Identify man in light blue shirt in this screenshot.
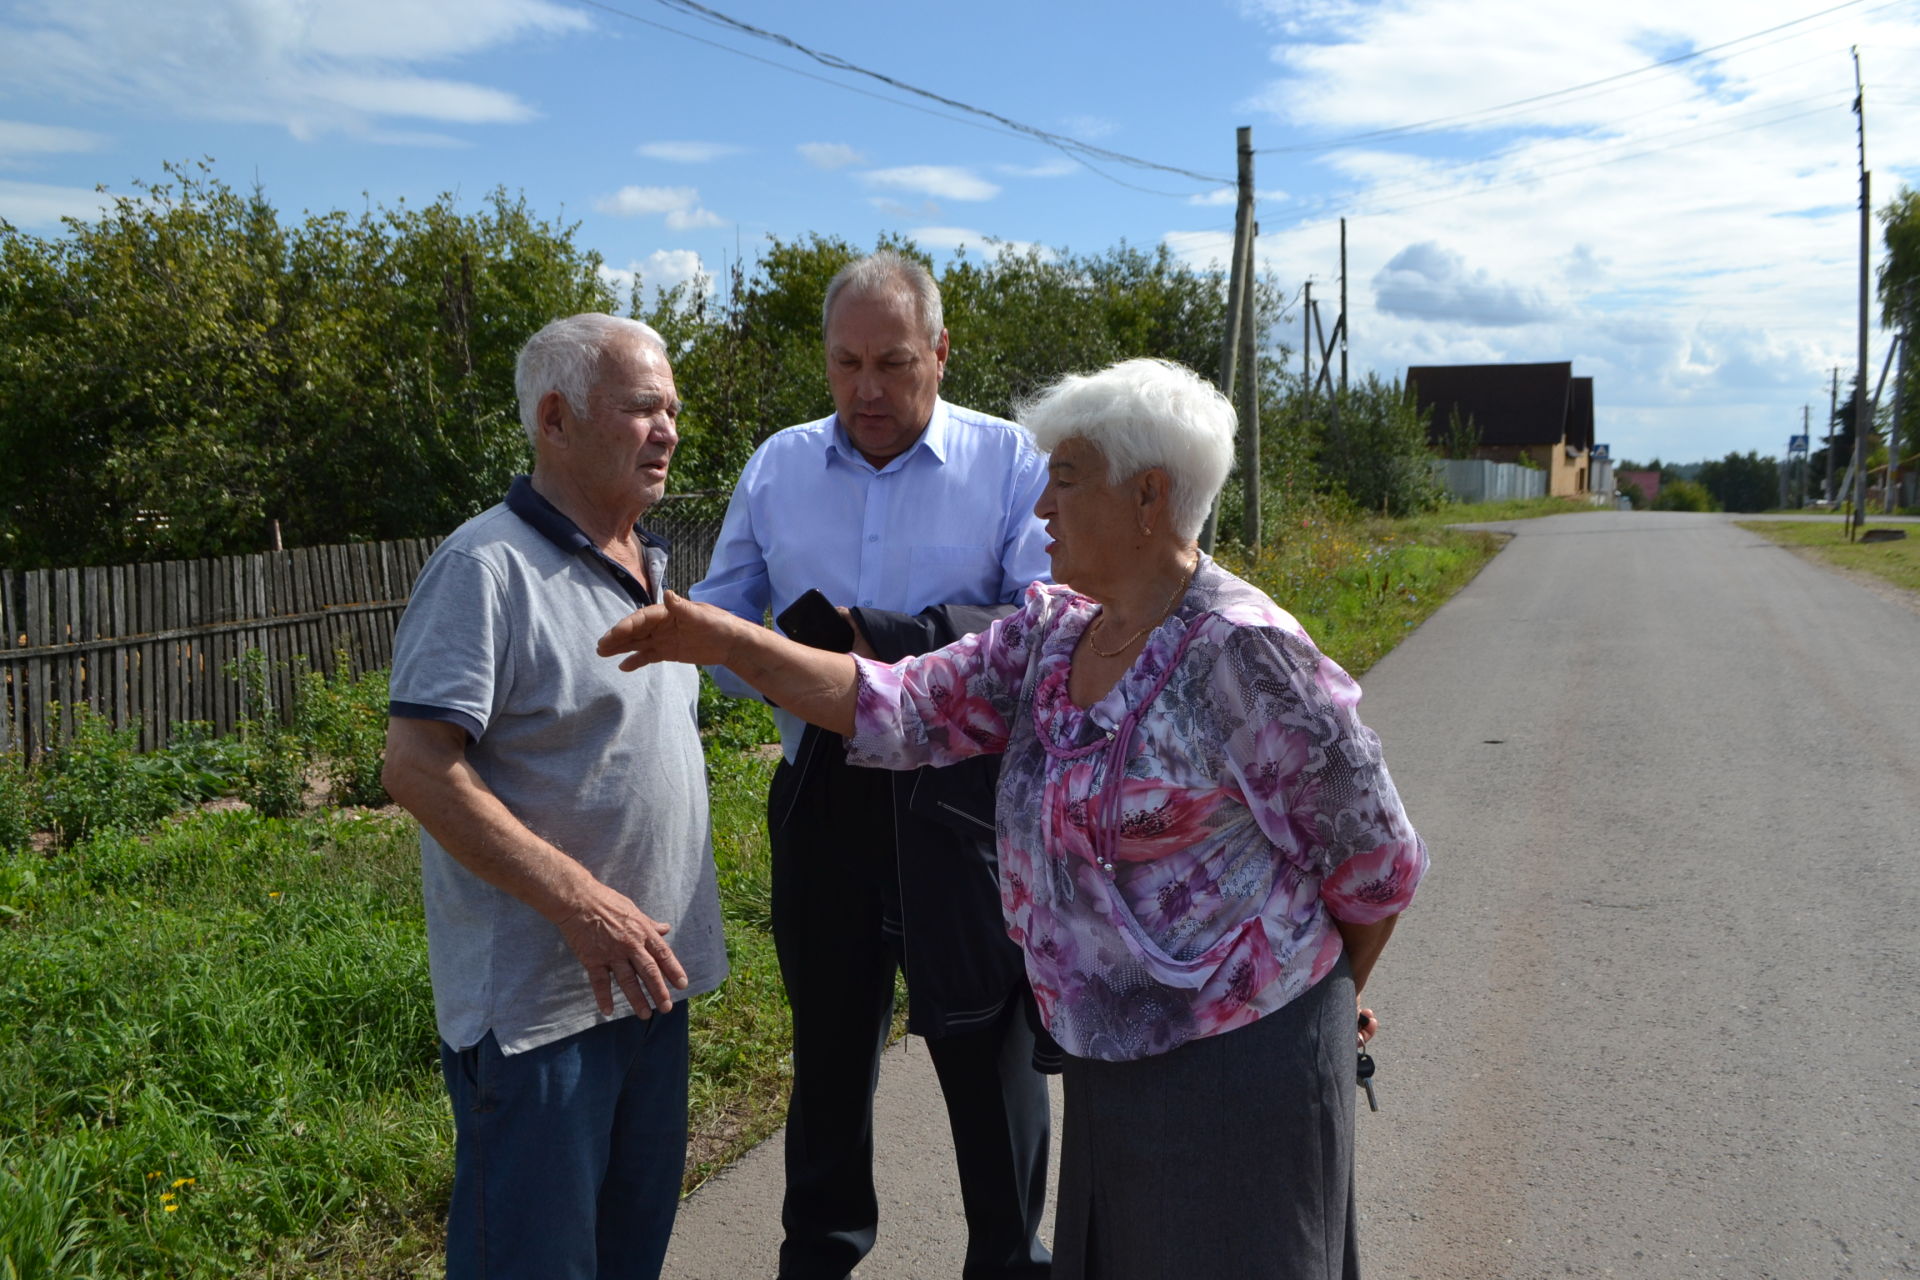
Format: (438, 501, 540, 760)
(694, 251, 1053, 1279)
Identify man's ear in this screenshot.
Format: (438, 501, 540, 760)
(536, 390, 569, 447)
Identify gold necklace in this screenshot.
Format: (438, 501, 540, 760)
(1085, 559, 1197, 658)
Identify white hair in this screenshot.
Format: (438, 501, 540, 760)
(515, 313, 667, 445)
(1019, 358, 1236, 541)
(821, 250, 943, 345)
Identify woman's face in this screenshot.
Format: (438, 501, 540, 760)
(1033, 437, 1143, 596)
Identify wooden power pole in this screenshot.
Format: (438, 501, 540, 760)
(1851, 48, 1870, 538)
(1202, 126, 1257, 553)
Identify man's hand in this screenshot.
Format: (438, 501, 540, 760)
(553, 878, 690, 1017)
(599, 591, 746, 670)
(835, 605, 878, 659)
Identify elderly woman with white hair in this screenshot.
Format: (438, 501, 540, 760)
(600, 357, 1428, 1278)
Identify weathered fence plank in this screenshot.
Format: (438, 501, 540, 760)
(1, 511, 721, 759)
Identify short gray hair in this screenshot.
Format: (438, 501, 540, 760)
(821, 250, 943, 346)
(515, 313, 667, 445)
(1018, 358, 1236, 541)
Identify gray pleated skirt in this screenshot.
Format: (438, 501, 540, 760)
(1052, 959, 1361, 1280)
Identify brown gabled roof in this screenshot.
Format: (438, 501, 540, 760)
(1407, 361, 1577, 448)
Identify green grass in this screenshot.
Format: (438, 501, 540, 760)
(1219, 508, 1507, 678)
(0, 736, 785, 1277)
(1736, 518, 1920, 595)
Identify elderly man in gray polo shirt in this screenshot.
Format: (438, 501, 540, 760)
(382, 313, 726, 1280)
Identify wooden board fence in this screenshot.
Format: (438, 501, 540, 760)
(0, 510, 721, 759)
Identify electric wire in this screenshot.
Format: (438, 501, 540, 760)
(570, 0, 1228, 191)
(1258, 0, 1895, 154)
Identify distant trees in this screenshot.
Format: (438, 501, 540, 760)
(0, 162, 611, 568)
(2, 164, 1454, 570)
(1696, 451, 1780, 512)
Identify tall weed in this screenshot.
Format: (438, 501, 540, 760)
(39, 706, 176, 846)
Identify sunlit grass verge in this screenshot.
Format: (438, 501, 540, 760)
(1219, 505, 1508, 678)
(1737, 518, 1920, 596)
(0, 809, 447, 1279)
(0, 730, 785, 1278)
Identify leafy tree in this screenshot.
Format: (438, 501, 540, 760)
(1696, 450, 1781, 512)
(1652, 479, 1714, 511)
(1298, 374, 1445, 516)
(0, 162, 611, 568)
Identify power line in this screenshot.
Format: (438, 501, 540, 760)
(1259, 0, 1883, 154)
(1351, 101, 1846, 219)
(571, 0, 1228, 190)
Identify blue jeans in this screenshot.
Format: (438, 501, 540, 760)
(439, 1008, 690, 1280)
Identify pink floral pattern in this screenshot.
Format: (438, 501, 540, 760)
(848, 558, 1429, 1062)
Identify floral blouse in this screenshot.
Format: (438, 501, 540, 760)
(847, 557, 1428, 1063)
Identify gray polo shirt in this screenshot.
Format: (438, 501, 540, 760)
(389, 477, 726, 1054)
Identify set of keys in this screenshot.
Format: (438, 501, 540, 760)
(1357, 1013, 1379, 1112)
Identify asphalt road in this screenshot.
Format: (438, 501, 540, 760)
(664, 511, 1920, 1279)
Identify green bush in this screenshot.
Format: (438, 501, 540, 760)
(39, 706, 178, 846)
(0, 754, 40, 855)
(227, 652, 307, 818)
(295, 657, 391, 808)
(1653, 478, 1716, 512)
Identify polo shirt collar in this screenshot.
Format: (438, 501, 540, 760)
(826, 398, 952, 471)
(505, 475, 665, 606)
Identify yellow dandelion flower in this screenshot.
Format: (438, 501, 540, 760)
(164, 1203, 179, 1213)
(160, 1193, 174, 1201)
(147, 1171, 163, 1180)
(268, 891, 282, 899)
(171, 1177, 195, 1188)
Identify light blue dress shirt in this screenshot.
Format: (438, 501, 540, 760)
(693, 398, 1053, 761)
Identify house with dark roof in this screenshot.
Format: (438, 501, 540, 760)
(1408, 361, 1597, 498)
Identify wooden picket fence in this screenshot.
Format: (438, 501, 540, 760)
(0, 507, 721, 759)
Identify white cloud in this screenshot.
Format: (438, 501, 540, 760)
(798, 141, 864, 170)
(859, 166, 999, 202)
(0, 121, 107, 167)
(1372, 241, 1558, 327)
(638, 140, 744, 164)
(1225, 0, 1920, 462)
(911, 227, 1052, 259)
(595, 186, 702, 217)
(0, 179, 114, 228)
(1188, 185, 1289, 206)
(594, 184, 725, 229)
(0, 0, 583, 139)
(596, 249, 711, 311)
(665, 206, 725, 230)
(1062, 114, 1117, 140)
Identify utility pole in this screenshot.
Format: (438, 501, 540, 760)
(1890, 315, 1909, 513)
(1789, 410, 1804, 510)
(1826, 368, 1839, 503)
(1851, 47, 1870, 538)
(1201, 126, 1255, 554)
(1339, 218, 1350, 393)
(1239, 202, 1261, 550)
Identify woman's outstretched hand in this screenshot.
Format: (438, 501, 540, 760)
(598, 591, 744, 671)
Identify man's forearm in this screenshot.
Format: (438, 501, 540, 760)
(383, 738, 599, 923)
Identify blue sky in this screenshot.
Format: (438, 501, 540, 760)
(3, 0, 1918, 465)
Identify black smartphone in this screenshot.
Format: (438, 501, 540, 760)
(775, 588, 856, 653)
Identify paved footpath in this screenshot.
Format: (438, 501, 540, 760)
(665, 512, 1920, 1278)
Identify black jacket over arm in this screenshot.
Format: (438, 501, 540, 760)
(782, 601, 1025, 1038)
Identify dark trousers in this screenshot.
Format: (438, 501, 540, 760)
(770, 756, 1052, 1280)
(439, 1009, 689, 1280)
